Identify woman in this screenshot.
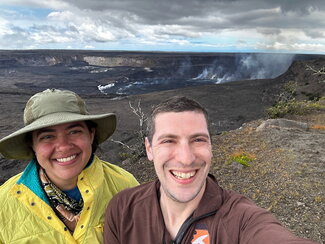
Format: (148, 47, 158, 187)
(0, 88, 138, 243)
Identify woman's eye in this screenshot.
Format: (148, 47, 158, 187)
(40, 135, 53, 140)
(70, 130, 82, 135)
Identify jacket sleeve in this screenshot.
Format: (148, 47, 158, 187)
(239, 204, 319, 244)
(104, 195, 121, 244)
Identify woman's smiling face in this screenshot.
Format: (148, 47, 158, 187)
(32, 121, 95, 190)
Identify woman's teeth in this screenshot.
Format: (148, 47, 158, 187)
(57, 154, 76, 162)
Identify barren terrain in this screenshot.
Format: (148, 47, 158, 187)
(0, 55, 324, 243)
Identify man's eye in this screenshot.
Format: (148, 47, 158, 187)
(194, 138, 207, 142)
(162, 139, 173, 144)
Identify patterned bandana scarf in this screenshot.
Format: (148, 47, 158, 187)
(39, 168, 83, 232)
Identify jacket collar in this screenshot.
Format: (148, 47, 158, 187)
(16, 155, 98, 202)
(192, 174, 225, 217)
(154, 174, 225, 218)
(17, 159, 49, 203)
(77, 155, 104, 189)
(153, 174, 225, 243)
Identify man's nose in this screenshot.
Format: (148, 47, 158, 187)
(175, 142, 196, 165)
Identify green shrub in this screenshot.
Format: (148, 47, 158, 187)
(228, 151, 256, 167)
(267, 98, 325, 118)
(267, 78, 324, 118)
(283, 81, 297, 97)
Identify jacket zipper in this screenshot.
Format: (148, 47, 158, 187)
(171, 210, 217, 244)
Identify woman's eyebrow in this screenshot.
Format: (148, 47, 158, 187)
(65, 123, 85, 130)
(34, 122, 86, 137)
(35, 128, 55, 137)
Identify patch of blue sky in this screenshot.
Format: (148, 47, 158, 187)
(0, 4, 53, 20)
(80, 37, 244, 53)
(179, 36, 247, 52)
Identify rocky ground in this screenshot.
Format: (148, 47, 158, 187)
(212, 111, 325, 243)
(0, 57, 324, 243)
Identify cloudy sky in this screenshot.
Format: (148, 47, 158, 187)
(0, 0, 324, 53)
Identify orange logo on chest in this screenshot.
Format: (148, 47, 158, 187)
(191, 228, 210, 244)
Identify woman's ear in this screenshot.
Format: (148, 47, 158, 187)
(90, 128, 96, 144)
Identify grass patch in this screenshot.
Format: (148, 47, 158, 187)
(228, 151, 256, 167)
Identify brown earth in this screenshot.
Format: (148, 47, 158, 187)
(0, 58, 324, 243)
(212, 111, 325, 243)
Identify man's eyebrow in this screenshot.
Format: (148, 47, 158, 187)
(190, 133, 210, 139)
(157, 134, 178, 140)
(157, 133, 210, 141)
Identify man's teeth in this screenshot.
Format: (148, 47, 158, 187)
(172, 171, 196, 179)
(57, 155, 76, 162)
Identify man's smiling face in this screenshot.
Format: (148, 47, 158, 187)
(145, 111, 212, 203)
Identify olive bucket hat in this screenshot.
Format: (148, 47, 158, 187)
(0, 88, 116, 160)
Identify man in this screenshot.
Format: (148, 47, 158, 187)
(0, 88, 139, 243)
(104, 96, 317, 244)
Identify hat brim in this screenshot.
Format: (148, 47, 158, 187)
(0, 112, 116, 160)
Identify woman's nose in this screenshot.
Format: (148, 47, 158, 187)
(55, 135, 73, 151)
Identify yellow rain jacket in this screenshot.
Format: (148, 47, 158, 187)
(0, 155, 139, 243)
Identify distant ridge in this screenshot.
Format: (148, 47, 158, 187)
(1, 50, 323, 97)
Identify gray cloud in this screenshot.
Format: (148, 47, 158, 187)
(64, 0, 325, 21)
(304, 30, 325, 39)
(0, 0, 324, 52)
(60, 0, 325, 41)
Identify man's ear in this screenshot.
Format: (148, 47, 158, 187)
(145, 137, 153, 161)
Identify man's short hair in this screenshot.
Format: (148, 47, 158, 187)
(146, 96, 210, 143)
